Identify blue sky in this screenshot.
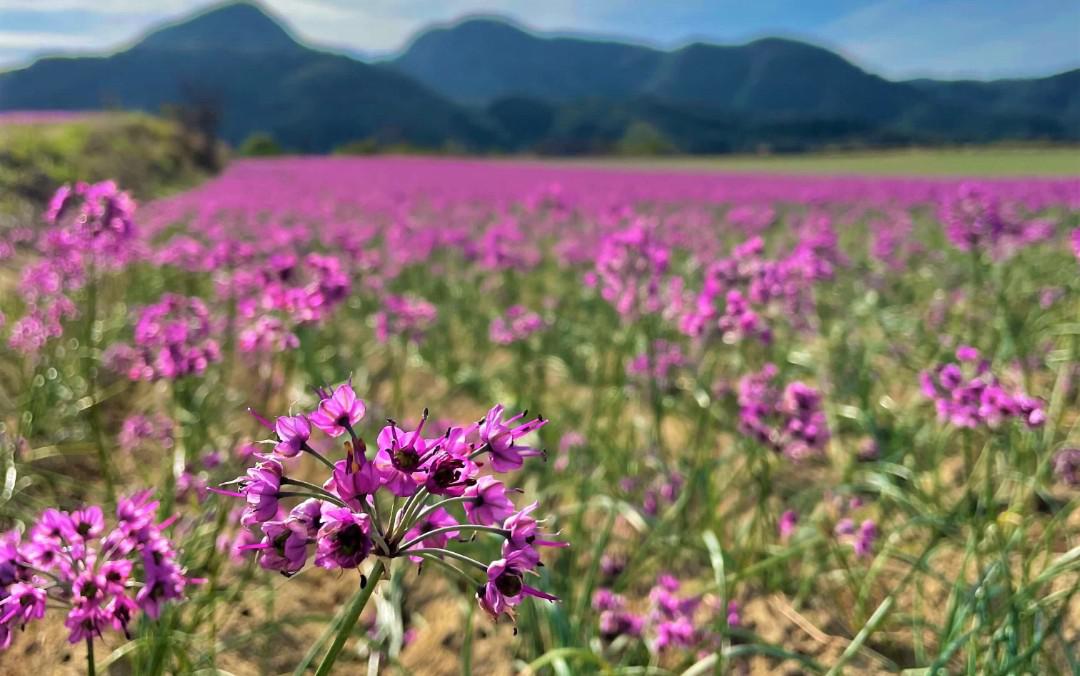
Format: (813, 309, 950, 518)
(1, 0, 1077, 79)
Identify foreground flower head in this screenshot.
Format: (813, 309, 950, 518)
(222, 380, 560, 623)
(0, 493, 192, 650)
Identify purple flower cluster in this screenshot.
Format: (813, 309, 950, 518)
(939, 183, 1056, 258)
(618, 470, 683, 518)
(1052, 448, 1080, 487)
(489, 305, 547, 345)
(44, 180, 137, 265)
(725, 204, 775, 233)
(919, 346, 1044, 429)
(835, 518, 878, 559)
(374, 294, 438, 344)
(788, 212, 848, 282)
(223, 382, 562, 622)
(238, 315, 301, 354)
(6, 281, 77, 353)
(870, 211, 920, 271)
(594, 221, 672, 321)
(642, 471, 684, 517)
(594, 574, 729, 652)
(227, 252, 351, 351)
(104, 294, 221, 381)
(0, 493, 192, 650)
(678, 237, 813, 343)
(737, 364, 830, 459)
(627, 340, 686, 387)
(477, 217, 542, 271)
(593, 588, 644, 641)
(7, 182, 138, 354)
(118, 413, 175, 453)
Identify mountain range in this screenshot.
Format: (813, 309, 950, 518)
(1, 1, 1076, 154)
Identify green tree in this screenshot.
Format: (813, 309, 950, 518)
(615, 121, 677, 156)
(238, 132, 283, 157)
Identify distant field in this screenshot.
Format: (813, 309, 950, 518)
(552, 147, 1080, 177)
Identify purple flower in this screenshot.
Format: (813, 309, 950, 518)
(477, 550, 558, 621)
(0, 583, 46, 627)
(70, 506, 105, 540)
(836, 518, 877, 559)
(938, 183, 1047, 259)
(479, 405, 547, 473)
(315, 508, 372, 569)
(464, 476, 516, 526)
(402, 508, 459, 563)
(423, 451, 476, 496)
(854, 520, 878, 559)
(99, 560, 131, 595)
(956, 345, 980, 362)
(594, 221, 672, 321)
(310, 382, 366, 437)
(237, 459, 283, 527)
(726, 600, 741, 628)
(592, 588, 624, 612)
(373, 418, 429, 497)
(251, 520, 310, 575)
(274, 415, 311, 458)
(64, 605, 109, 644)
(286, 499, 324, 538)
(328, 457, 380, 504)
(778, 509, 798, 541)
(502, 502, 568, 566)
(136, 546, 188, 619)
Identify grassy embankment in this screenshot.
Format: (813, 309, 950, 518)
(0, 112, 213, 214)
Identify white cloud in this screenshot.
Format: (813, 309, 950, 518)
(0, 29, 104, 49)
(0, 0, 195, 11)
(263, 0, 584, 53)
(821, 0, 1080, 78)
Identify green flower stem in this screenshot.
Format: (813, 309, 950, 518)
(313, 559, 385, 676)
(395, 524, 507, 552)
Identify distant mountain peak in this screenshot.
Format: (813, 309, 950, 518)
(136, 1, 301, 53)
(413, 15, 532, 38)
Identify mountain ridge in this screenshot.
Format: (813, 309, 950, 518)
(1, 2, 1076, 153)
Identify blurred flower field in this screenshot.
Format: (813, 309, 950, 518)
(0, 156, 1078, 674)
